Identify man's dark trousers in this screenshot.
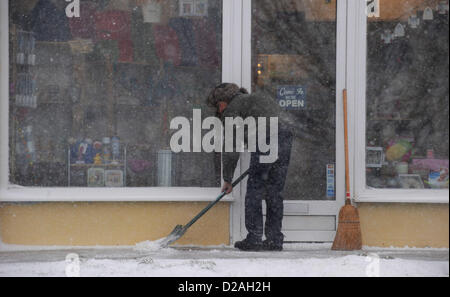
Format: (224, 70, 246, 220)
(244, 128, 293, 245)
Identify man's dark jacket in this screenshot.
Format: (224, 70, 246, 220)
(220, 92, 292, 183)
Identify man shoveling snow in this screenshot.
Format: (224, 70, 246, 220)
(206, 83, 293, 251)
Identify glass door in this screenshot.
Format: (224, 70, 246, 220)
(236, 0, 346, 242)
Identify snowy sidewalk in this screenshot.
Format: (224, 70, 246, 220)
(0, 243, 448, 277)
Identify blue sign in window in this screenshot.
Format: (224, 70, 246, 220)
(277, 86, 307, 110)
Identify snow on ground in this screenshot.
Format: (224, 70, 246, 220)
(0, 253, 447, 277)
(0, 242, 448, 277)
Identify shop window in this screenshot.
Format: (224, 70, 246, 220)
(366, 0, 449, 190)
(8, 0, 222, 188)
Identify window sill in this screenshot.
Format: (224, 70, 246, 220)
(354, 188, 449, 204)
(0, 187, 230, 202)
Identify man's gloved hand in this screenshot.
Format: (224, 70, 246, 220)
(222, 182, 233, 194)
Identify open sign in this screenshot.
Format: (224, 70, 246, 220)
(277, 86, 307, 110)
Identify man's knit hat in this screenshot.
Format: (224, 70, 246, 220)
(206, 83, 248, 107)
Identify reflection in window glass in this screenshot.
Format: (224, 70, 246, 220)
(252, 0, 337, 200)
(366, 0, 449, 189)
(9, 0, 222, 187)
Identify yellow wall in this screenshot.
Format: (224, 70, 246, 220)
(358, 203, 449, 248)
(0, 202, 230, 246)
(1, 201, 448, 248)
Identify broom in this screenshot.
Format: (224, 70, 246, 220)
(331, 89, 362, 251)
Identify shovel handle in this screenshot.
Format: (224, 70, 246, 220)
(183, 170, 250, 230)
(231, 169, 250, 188)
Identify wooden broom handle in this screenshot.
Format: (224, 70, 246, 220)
(343, 89, 351, 202)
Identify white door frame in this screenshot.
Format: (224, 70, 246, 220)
(229, 0, 348, 243)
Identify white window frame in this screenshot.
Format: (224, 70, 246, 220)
(348, 0, 449, 204)
(0, 0, 241, 202)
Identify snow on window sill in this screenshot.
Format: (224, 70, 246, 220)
(0, 187, 230, 202)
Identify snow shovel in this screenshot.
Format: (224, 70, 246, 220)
(160, 169, 250, 248)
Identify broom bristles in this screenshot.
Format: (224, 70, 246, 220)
(331, 203, 362, 251)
